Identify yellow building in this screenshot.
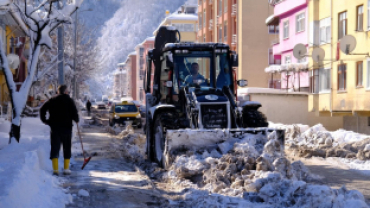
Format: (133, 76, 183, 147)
(153, 4, 198, 42)
(1, 13, 27, 106)
(308, 0, 370, 133)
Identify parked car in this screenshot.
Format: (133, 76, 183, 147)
(96, 101, 106, 109)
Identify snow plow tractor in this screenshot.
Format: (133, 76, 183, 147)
(144, 26, 284, 169)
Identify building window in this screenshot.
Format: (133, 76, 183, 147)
(283, 21, 289, 39)
(338, 11, 347, 39)
(357, 5, 364, 31)
(203, 35, 206, 42)
(319, 68, 331, 92)
(218, 27, 222, 43)
(367, 59, 370, 88)
(268, 25, 279, 34)
(368, 117, 370, 126)
(311, 69, 319, 94)
(219, 0, 222, 15)
(357, 61, 363, 87)
(224, 0, 228, 13)
(203, 9, 206, 28)
(296, 13, 305, 33)
(320, 17, 331, 45)
(173, 24, 195, 32)
(224, 21, 227, 40)
(139, 48, 144, 57)
(285, 55, 291, 64)
(199, 15, 202, 29)
(338, 64, 347, 91)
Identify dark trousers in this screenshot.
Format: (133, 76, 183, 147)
(50, 128, 72, 159)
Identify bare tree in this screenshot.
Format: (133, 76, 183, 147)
(0, 0, 84, 143)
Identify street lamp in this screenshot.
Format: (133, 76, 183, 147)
(73, 8, 93, 100)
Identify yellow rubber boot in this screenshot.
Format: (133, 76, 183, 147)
(52, 158, 58, 175)
(63, 159, 71, 175)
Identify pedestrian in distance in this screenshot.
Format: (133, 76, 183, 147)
(86, 100, 92, 116)
(40, 85, 79, 176)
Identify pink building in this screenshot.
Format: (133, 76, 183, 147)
(265, 0, 309, 92)
(134, 37, 155, 105)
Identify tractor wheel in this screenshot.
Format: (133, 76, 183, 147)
(153, 114, 169, 169)
(109, 119, 114, 127)
(242, 108, 268, 128)
(146, 118, 153, 161)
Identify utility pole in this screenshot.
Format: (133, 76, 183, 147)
(57, 2, 64, 85)
(73, 9, 78, 99)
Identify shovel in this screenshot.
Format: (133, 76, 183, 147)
(76, 123, 92, 170)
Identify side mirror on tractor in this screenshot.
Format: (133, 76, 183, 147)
(237, 80, 248, 87)
(231, 52, 238, 67)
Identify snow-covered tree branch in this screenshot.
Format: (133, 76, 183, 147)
(0, 0, 84, 143)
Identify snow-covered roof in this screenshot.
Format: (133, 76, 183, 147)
(145, 36, 155, 41)
(114, 69, 127, 75)
(166, 13, 198, 21)
(117, 62, 126, 66)
(238, 87, 308, 95)
(128, 51, 137, 56)
(265, 62, 309, 73)
(265, 15, 276, 25)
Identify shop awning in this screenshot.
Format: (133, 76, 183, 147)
(265, 15, 279, 25)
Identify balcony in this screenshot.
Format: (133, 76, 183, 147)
(209, 0, 213, 5)
(231, 4, 237, 17)
(209, 19, 213, 31)
(232, 34, 237, 45)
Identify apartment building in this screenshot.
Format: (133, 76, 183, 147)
(113, 63, 128, 99)
(265, 0, 309, 92)
(135, 37, 155, 105)
(197, 0, 273, 87)
(125, 52, 137, 100)
(308, 0, 370, 134)
(154, 4, 198, 42)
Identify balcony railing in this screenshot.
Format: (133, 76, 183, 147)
(268, 80, 281, 89)
(209, 19, 213, 31)
(232, 34, 237, 45)
(231, 4, 237, 17)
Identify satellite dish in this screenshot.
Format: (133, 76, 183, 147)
(312, 48, 326, 63)
(7, 54, 20, 70)
(293, 44, 307, 60)
(340, 35, 357, 55)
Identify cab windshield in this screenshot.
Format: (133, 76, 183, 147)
(172, 51, 232, 93)
(115, 105, 138, 113)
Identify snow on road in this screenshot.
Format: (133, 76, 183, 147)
(0, 118, 72, 208)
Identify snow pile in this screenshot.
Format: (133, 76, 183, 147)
(0, 118, 73, 208)
(78, 189, 89, 197)
(107, 125, 146, 162)
(270, 122, 370, 160)
(163, 130, 368, 207)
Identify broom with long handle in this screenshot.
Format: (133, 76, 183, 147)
(76, 123, 92, 169)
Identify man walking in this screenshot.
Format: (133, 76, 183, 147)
(86, 100, 92, 116)
(40, 85, 79, 176)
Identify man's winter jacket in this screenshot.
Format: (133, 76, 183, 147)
(40, 94, 79, 129)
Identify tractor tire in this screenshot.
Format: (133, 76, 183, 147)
(242, 108, 268, 128)
(109, 119, 114, 127)
(153, 114, 170, 169)
(146, 118, 153, 161)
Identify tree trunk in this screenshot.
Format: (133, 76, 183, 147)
(9, 124, 21, 143)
